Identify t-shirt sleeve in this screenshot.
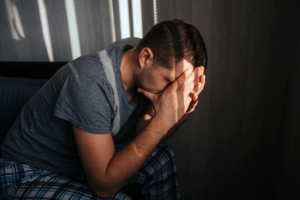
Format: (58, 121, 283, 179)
(53, 71, 114, 134)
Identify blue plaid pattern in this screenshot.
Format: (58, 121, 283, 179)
(0, 143, 180, 200)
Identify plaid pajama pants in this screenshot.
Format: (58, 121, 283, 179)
(0, 143, 180, 200)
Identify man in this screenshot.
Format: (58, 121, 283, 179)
(0, 19, 207, 199)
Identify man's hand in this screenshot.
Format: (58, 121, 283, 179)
(185, 66, 206, 114)
(137, 67, 202, 133)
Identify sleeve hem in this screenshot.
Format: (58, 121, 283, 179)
(53, 109, 111, 134)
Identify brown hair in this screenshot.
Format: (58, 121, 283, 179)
(136, 19, 208, 70)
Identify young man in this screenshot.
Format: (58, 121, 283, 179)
(0, 19, 207, 199)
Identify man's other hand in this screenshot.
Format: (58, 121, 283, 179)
(137, 67, 202, 133)
(185, 66, 206, 114)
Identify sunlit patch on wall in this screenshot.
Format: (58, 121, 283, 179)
(118, 0, 130, 39)
(64, 0, 81, 60)
(5, 0, 25, 40)
(131, 0, 143, 38)
(37, 0, 54, 61)
(153, 0, 157, 24)
(108, 0, 116, 43)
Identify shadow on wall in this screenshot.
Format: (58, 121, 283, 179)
(0, 0, 156, 62)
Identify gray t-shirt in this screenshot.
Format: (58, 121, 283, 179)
(1, 44, 150, 176)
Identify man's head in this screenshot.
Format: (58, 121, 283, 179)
(133, 19, 208, 94)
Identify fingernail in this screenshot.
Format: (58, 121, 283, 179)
(196, 68, 200, 73)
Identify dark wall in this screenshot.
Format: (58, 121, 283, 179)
(156, 0, 300, 199)
(0, 0, 299, 199)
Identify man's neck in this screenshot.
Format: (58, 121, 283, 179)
(120, 47, 138, 101)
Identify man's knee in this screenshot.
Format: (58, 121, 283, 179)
(158, 144, 175, 156)
(154, 144, 176, 168)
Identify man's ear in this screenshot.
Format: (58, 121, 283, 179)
(139, 47, 154, 69)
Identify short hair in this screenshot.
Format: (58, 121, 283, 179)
(136, 19, 208, 70)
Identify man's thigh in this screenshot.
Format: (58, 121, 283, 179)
(115, 143, 180, 199)
(0, 157, 132, 200)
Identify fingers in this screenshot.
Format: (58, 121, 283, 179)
(189, 92, 199, 106)
(178, 69, 198, 93)
(184, 79, 196, 101)
(167, 66, 205, 115)
(137, 88, 155, 101)
(193, 66, 206, 95)
(197, 74, 206, 94)
(174, 69, 197, 116)
(194, 67, 203, 92)
(184, 90, 194, 113)
(177, 67, 200, 100)
(193, 92, 198, 101)
(167, 68, 193, 93)
(189, 74, 205, 101)
(189, 66, 204, 93)
(188, 73, 205, 99)
(186, 67, 205, 106)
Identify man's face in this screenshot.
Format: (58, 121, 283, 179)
(136, 59, 195, 94)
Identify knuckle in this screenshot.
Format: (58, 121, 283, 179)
(184, 72, 189, 79)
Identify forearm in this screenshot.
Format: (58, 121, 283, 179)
(135, 112, 192, 144)
(96, 116, 167, 197)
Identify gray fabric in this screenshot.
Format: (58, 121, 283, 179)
(98, 49, 122, 136)
(1, 44, 149, 176)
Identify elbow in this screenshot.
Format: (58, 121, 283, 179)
(95, 190, 115, 199)
(91, 184, 119, 199)
(94, 189, 117, 199)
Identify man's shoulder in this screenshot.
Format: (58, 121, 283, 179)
(65, 44, 131, 76)
(68, 54, 104, 76)
(49, 58, 113, 103)
(53, 44, 132, 96)
(59, 54, 108, 82)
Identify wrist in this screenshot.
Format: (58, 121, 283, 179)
(185, 110, 194, 115)
(151, 115, 174, 135)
